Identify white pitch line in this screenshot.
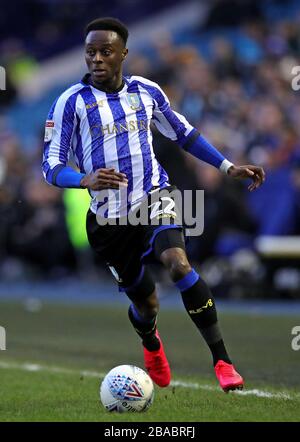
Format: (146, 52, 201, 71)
(0, 361, 102, 378)
(0, 360, 294, 401)
(170, 380, 292, 400)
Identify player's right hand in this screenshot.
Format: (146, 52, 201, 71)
(80, 168, 128, 190)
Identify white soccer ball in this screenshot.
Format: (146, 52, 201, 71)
(100, 365, 154, 413)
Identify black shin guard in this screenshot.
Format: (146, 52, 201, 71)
(178, 273, 231, 365)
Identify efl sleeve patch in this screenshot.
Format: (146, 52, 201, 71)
(44, 120, 55, 142)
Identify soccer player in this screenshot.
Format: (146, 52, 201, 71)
(42, 17, 265, 392)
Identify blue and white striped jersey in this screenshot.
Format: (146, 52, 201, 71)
(42, 75, 195, 217)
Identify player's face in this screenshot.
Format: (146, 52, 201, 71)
(85, 30, 128, 87)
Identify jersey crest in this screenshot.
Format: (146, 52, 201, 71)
(126, 93, 142, 111)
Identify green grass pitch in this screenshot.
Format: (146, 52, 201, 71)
(0, 300, 299, 422)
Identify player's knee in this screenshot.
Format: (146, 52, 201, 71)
(160, 250, 192, 282)
(169, 260, 192, 282)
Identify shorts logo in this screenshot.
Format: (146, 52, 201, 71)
(95, 187, 205, 237)
(149, 197, 176, 220)
(126, 93, 142, 111)
(108, 265, 123, 283)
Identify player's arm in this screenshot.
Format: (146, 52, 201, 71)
(182, 131, 265, 191)
(226, 163, 265, 191)
(42, 95, 127, 190)
(150, 82, 265, 191)
(42, 93, 84, 188)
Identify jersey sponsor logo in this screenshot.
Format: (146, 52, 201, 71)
(89, 119, 150, 136)
(85, 99, 105, 109)
(126, 93, 142, 111)
(44, 120, 54, 142)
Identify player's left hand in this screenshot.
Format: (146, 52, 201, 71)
(227, 165, 265, 191)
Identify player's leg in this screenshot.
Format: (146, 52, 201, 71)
(86, 210, 170, 386)
(154, 229, 244, 391)
(125, 271, 159, 351)
(125, 271, 171, 387)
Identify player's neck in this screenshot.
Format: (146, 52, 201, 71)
(89, 73, 124, 93)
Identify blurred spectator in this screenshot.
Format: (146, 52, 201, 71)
(1, 39, 39, 88)
(204, 0, 263, 28)
(0, 135, 76, 279)
(10, 177, 76, 278)
(186, 164, 256, 263)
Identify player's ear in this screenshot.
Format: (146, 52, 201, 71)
(122, 48, 128, 60)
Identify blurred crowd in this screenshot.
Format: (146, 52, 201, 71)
(0, 0, 181, 60)
(1, 0, 300, 297)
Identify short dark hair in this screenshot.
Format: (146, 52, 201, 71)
(85, 17, 129, 45)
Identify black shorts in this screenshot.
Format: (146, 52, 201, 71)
(86, 186, 186, 296)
